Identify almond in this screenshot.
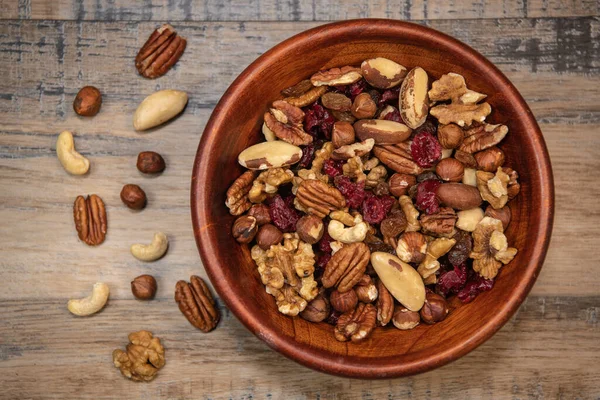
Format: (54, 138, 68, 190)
(436, 183, 483, 210)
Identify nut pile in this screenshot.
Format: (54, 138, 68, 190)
(57, 24, 220, 382)
(227, 58, 520, 342)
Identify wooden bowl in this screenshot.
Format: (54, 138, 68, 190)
(191, 19, 554, 378)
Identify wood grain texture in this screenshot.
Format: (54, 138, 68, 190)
(0, 7, 599, 399)
(1, 0, 598, 21)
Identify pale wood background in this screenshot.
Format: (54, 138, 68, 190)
(0, 1, 599, 399)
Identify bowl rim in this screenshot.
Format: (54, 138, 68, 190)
(191, 18, 555, 378)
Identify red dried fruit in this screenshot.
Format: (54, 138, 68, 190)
(378, 86, 400, 107)
(336, 79, 367, 101)
(415, 179, 441, 215)
(448, 230, 473, 266)
(326, 309, 342, 325)
(323, 158, 344, 178)
(361, 192, 395, 224)
(268, 194, 302, 233)
(436, 263, 468, 296)
(334, 175, 367, 209)
(458, 275, 494, 303)
(297, 140, 324, 169)
(317, 226, 334, 253)
(383, 107, 402, 123)
(411, 131, 442, 168)
(304, 102, 335, 140)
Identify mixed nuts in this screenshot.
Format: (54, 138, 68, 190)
(56, 23, 219, 382)
(227, 58, 521, 342)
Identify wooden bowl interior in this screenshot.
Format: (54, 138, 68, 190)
(192, 21, 553, 378)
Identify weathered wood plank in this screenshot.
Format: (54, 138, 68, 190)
(0, 296, 598, 399)
(1, 0, 598, 21)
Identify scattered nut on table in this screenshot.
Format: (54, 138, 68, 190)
(136, 24, 186, 79)
(113, 330, 165, 381)
(120, 184, 147, 210)
(73, 86, 102, 116)
(137, 151, 166, 174)
(133, 89, 188, 131)
(130, 232, 169, 261)
(131, 275, 157, 300)
(174, 275, 220, 332)
(73, 194, 107, 246)
(56, 131, 90, 175)
(67, 282, 109, 316)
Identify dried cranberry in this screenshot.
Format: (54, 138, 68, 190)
(326, 309, 342, 325)
(457, 275, 494, 303)
(346, 79, 367, 100)
(378, 86, 400, 107)
(334, 175, 366, 209)
(323, 159, 344, 178)
(436, 263, 468, 296)
(361, 192, 395, 224)
(412, 119, 437, 136)
(415, 179, 441, 215)
(448, 230, 473, 266)
(382, 107, 402, 123)
(317, 227, 334, 253)
(411, 131, 442, 168)
(297, 140, 323, 169)
(314, 253, 331, 284)
(304, 102, 335, 140)
(268, 194, 301, 233)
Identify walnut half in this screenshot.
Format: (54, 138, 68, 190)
(470, 217, 517, 279)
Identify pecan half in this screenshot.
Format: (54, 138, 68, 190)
(175, 276, 220, 332)
(136, 24, 187, 79)
(376, 279, 394, 326)
(420, 207, 457, 237)
(373, 143, 423, 175)
(296, 179, 346, 218)
(284, 86, 327, 108)
(264, 101, 313, 146)
(225, 171, 255, 215)
(322, 242, 370, 292)
(73, 194, 107, 246)
(458, 124, 508, 154)
(334, 303, 377, 342)
(311, 66, 362, 86)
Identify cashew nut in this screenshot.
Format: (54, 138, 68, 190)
(56, 131, 90, 175)
(131, 232, 169, 261)
(67, 282, 109, 316)
(328, 219, 368, 244)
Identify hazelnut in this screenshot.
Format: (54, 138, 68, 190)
(420, 292, 449, 324)
(396, 232, 427, 264)
(131, 275, 157, 300)
(354, 275, 378, 303)
(331, 121, 356, 148)
(247, 204, 271, 226)
(435, 158, 464, 182)
(232, 215, 258, 244)
(474, 146, 505, 172)
(120, 184, 147, 210)
(73, 86, 102, 116)
(485, 205, 511, 230)
(454, 150, 477, 168)
(299, 292, 330, 322)
(255, 224, 283, 250)
(392, 306, 420, 330)
(351, 92, 377, 119)
(330, 289, 358, 313)
(137, 151, 166, 174)
(296, 215, 324, 244)
(437, 123, 463, 149)
(388, 173, 416, 197)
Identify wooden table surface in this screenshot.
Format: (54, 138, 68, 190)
(1, 1, 599, 399)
